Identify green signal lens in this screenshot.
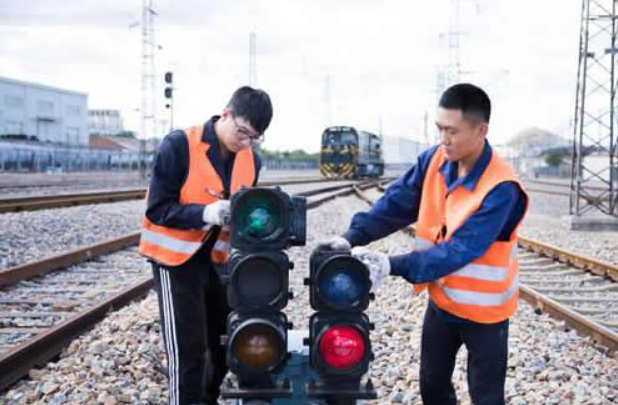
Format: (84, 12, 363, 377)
(246, 206, 277, 237)
(237, 192, 283, 240)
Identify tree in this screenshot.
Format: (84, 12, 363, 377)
(545, 150, 568, 167)
(116, 131, 137, 138)
(255, 146, 319, 163)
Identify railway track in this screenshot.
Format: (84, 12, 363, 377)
(0, 179, 388, 392)
(354, 186, 618, 355)
(523, 178, 614, 202)
(0, 177, 342, 213)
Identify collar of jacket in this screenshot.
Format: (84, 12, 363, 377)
(202, 115, 221, 145)
(438, 139, 492, 194)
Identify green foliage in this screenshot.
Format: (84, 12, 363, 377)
(256, 146, 319, 162)
(545, 150, 568, 167)
(116, 131, 137, 138)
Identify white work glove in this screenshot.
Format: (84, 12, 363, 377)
(352, 247, 390, 291)
(202, 200, 231, 227)
(317, 236, 351, 251)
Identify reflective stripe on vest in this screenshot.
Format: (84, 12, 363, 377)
(141, 228, 204, 254)
(414, 236, 518, 285)
(414, 146, 529, 323)
(139, 124, 255, 267)
(438, 275, 520, 307)
(210, 226, 232, 264)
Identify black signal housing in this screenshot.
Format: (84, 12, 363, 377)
(230, 187, 306, 251)
(227, 251, 292, 313)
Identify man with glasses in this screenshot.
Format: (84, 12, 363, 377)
(139, 86, 273, 405)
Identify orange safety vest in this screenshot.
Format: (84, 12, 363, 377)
(139, 125, 256, 267)
(413, 146, 528, 324)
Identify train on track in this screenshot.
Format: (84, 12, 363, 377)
(319, 126, 384, 179)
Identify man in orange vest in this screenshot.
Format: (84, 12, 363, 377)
(320, 83, 528, 405)
(139, 86, 273, 405)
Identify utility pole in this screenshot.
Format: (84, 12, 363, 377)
(570, 0, 618, 224)
(436, 0, 463, 94)
(140, 0, 158, 180)
(249, 32, 257, 87)
(423, 111, 430, 147)
(323, 75, 332, 128)
(435, 0, 464, 144)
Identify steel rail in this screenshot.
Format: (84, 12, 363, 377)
(0, 177, 350, 213)
(353, 186, 618, 354)
(0, 179, 385, 392)
(0, 234, 141, 288)
(524, 178, 606, 191)
(518, 236, 618, 282)
(0, 278, 153, 391)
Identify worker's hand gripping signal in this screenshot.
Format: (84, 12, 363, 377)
(351, 247, 390, 292)
(317, 235, 352, 252)
(202, 200, 231, 227)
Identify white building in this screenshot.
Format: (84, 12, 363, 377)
(382, 136, 426, 165)
(88, 109, 124, 136)
(0, 76, 88, 146)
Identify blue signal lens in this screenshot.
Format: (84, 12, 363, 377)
(318, 267, 362, 308)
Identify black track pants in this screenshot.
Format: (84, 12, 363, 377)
(152, 262, 231, 405)
(420, 303, 509, 405)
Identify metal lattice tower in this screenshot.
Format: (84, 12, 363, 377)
(140, 0, 157, 179)
(570, 0, 618, 217)
(437, 0, 463, 92)
(323, 75, 332, 128)
(249, 32, 257, 87)
(435, 0, 465, 143)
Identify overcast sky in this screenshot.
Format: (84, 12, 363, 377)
(0, 0, 580, 152)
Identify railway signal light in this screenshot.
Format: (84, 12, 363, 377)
(230, 187, 306, 250)
(309, 252, 372, 312)
(221, 187, 306, 403)
(305, 250, 377, 402)
(164, 71, 173, 100)
(224, 312, 289, 388)
(227, 251, 292, 313)
(164, 71, 173, 111)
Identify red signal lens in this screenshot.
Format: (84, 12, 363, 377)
(319, 325, 365, 370)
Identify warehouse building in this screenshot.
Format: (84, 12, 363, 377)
(0, 76, 88, 146)
(88, 109, 124, 136)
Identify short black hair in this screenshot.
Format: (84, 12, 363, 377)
(227, 86, 273, 134)
(439, 83, 491, 123)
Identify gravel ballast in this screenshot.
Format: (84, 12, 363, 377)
(2, 195, 617, 404)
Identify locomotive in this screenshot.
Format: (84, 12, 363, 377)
(319, 126, 384, 179)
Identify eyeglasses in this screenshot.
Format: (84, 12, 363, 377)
(232, 114, 263, 145)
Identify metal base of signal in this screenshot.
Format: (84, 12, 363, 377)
(221, 378, 294, 401)
(222, 330, 375, 405)
(306, 378, 377, 403)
